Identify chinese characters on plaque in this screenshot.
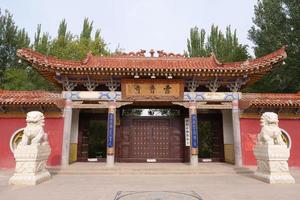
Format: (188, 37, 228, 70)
(191, 114, 198, 149)
(184, 118, 190, 146)
(121, 79, 184, 101)
(107, 113, 114, 148)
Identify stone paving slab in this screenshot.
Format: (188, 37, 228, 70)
(0, 165, 300, 200)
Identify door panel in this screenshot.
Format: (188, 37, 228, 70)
(118, 117, 184, 162)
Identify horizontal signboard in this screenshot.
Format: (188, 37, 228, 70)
(121, 79, 184, 101)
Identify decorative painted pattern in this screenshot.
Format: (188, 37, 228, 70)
(63, 91, 121, 101)
(63, 91, 241, 102)
(184, 92, 241, 101)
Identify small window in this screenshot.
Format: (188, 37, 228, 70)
(281, 129, 291, 150)
(10, 128, 24, 153)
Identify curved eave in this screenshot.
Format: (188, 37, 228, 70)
(17, 47, 287, 85)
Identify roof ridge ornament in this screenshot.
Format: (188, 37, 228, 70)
(120, 49, 146, 57)
(157, 50, 184, 58)
(210, 52, 222, 65)
(82, 51, 93, 64)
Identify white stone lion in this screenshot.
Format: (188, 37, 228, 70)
(19, 111, 49, 146)
(257, 112, 285, 145)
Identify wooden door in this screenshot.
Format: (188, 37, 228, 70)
(77, 119, 89, 161)
(77, 113, 107, 162)
(117, 117, 184, 162)
(198, 113, 224, 161)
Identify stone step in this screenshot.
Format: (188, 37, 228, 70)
(48, 163, 254, 175)
(49, 170, 220, 175)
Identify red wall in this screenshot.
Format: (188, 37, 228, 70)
(0, 117, 64, 169)
(241, 118, 300, 167)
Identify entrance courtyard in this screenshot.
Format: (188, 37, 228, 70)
(1, 163, 300, 200)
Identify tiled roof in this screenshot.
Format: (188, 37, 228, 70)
(0, 90, 63, 108)
(17, 47, 286, 74)
(241, 93, 300, 108)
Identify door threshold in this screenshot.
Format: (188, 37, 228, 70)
(146, 159, 157, 163)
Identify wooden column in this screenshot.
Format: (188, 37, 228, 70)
(106, 103, 116, 167)
(105, 101, 132, 167)
(172, 101, 199, 166)
(189, 102, 198, 166)
(61, 98, 73, 166)
(232, 99, 242, 167)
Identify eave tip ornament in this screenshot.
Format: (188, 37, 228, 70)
(253, 112, 295, 184)
(9, 111, 51, 185)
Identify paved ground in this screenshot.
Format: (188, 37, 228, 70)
(1, 163, 300, 200)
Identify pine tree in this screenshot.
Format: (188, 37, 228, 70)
(0, 9, 30, 85)
(248, 0, 300, 92)
(187, 27, 207, 57)
(187, 25, 249, 62)
(2, 12, 109, 90)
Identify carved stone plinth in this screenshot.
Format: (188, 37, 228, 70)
(254, 144, 295, 184)
(9, 145, 51, 185)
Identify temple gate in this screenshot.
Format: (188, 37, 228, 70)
(16, 47, 287, 167)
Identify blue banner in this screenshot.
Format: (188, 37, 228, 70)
(191, 114, 198, 148)
(107, 113, 114, 148)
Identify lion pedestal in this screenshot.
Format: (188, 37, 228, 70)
(9, 111, 51, 185)
(254, 144, 295, 184)
(253, 112, 295, 184)
(9, 144, 51, 185)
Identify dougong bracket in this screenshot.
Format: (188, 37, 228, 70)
(205, 78, 220, 92)
(186, 78, 199, 92)
(63, 78, 77, 91)
(227, 78, 246, 92)
(84, 76, 99, 91)
(106, 78, 120, 91)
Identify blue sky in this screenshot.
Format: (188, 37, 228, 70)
(2, 0, 257, 55)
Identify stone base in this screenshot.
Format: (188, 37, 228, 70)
(190, 155, 198, 166)
(106, 155, 115, 167)
(254, 144, 295, 184)
(255, 171, 295, 184)
(9, 170, 51, 185)
(9, 144, 51, 185)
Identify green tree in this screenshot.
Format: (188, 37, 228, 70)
(29, 18, 109, 90)
(33, 24, 50, 54)
(187, 27, 207, 57)
(0, 9, 30, 86)
(3, 16, 110, 90)
(3, 68, 35, 90)
(187, 25, 249, 62)
(43, 18, 109, 60)
(248, 0, 300, 92)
